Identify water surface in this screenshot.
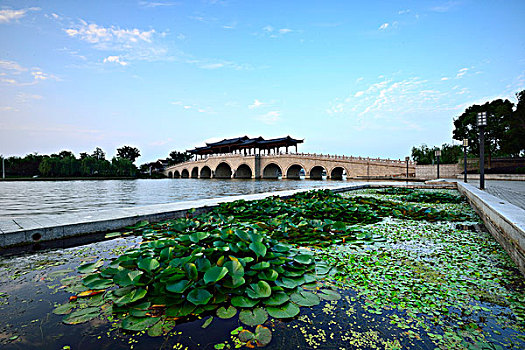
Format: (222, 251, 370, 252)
(0, 179, 346, 217)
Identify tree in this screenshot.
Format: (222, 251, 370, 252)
(168, 151, 192, 165)
(111, 157, 137, 177)
(116, 146, 141, 163)
(452, 98, 514, 165)
(92, 147, 106, 160)
(501, 90, 525, 156)
(58, 150, 75, 159)
(411, 143, 462, 165)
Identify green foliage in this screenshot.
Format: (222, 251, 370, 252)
(116, 145, 141, 163)
(452, 96, 516, 157)
(411, 143, 462, 165)
(168, 150, 192, 165)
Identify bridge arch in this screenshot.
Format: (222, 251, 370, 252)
(309, 165, 326, 180)
(181, 169, 190, 178)
(285, 164, 306, 179)
(200, 166, 212, 179)
(234, 164, 253, 179)
(215, 162, 233, 179)
(330, 166, 346, 180)
(263, 163, 282, 179)
(191, 167, 199, 178)
(173, 170, 181, 178)
(168, 171, 173, 178)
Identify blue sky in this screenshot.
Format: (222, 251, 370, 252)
(1, 0, 524, 163)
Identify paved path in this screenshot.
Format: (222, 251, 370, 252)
(463, 180, 525, 210)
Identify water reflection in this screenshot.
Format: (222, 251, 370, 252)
(0, 178, 345, 217)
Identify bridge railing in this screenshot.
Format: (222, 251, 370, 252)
(172, 151, 416, 167)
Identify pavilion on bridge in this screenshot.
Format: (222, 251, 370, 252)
(187, 136, 303, 159)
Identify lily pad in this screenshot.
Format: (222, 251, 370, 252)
(318, 289, 341, 301)
(239, 308, 268, 327)
(290, 290, 320, 307)
(266, 302, 300, 319)
(78, 260, 104, 274)
(137, 258, 160, 273)
(203, 266, 228, 284)
(231, 296, 259, 308)
(263, 292, 290, 306)
(62, 307, 100, 324)
(187, 288, 213, 305)
(121, 316, 160, 331)
(216, 306, 237, 319)
(246, 281, 272, 299)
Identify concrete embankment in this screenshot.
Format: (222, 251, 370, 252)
(457, 182, 525, 276)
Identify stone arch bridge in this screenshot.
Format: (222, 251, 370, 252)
(164, 153, 415, 180)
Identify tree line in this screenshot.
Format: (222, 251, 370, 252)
(412, 89, 525, 165)
(1, 146, 192, 178)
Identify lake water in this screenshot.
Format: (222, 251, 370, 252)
(0, 178, 350, 218)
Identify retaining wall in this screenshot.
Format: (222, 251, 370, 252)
(457, 182, 525, 276)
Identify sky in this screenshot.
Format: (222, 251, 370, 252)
(1, 0, 524, 164)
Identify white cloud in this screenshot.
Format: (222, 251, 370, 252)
(263, 25, 274, 33)
(378, 21, 398, 31)
(398, 9, 411, 15)
(257, 111, 280, 124)
(103, 55, 128, 66)
(431, 1, 459, 13)
(456, 67, 468, 78)
(249, 99, 266, 109)
(0, 60, 59, 85)
(441, 77, 449, 81)
(326, 74, 465, 132)
(0, 60, 27, 73)
(0, 7, 39, 23)
(65, 20, 170, 62)
(200, 63, 224, 69)
(138, 1, 177, 8)
(279, 28, 292, 34)
(66, 21, 155, 46)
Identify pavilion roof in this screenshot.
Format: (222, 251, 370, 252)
(188, 135, 303, 155)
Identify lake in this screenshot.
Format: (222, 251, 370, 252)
(0, 178, 349, 218)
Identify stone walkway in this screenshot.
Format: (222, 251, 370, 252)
(464, 180, 525, 210)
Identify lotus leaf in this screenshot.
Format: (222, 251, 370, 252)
(258, 269, 278, 281)
(62, 307, 100, 324)
(114, 288, 147, 306)
(166, 302, 196, 317)
(184, 263, 198, 281)
(187, 288, 213, 305)
(239, 307, 268, 327)
(263, 292, 290, 306)
(216, 306, 237, 319)
(203, 266, 228, 284)
(53, 302, 76, 315)
(121, 316, 160, 331)
(249, 241, 267, 257)
(246, 281, 272, 299)
(266, 302, 300, 319)
(166, 279, 192, 293)
(78, 260, 104, 274)
(290, 290, 320, 307)
(231, 296, 259, 308)
(137, 257, 160, 273)
(318, 289, 341, 301)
